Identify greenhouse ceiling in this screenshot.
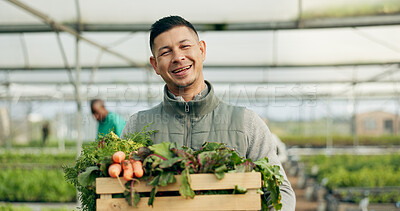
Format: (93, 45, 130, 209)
(0, 0, 400, 101)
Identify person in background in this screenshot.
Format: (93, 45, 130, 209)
(121, 15, 295, 210)
(42, 121, 50, 146)
(90, 99, 126, 137)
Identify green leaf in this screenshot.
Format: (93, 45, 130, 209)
(148, 186, 158, 206)
(148, 174, 161, 187)
(124, 181, 141, 207)
(254, 157, 284, 210)
(77, 166, 99, 188)
(149, 142, 175, 160)
(230, 151, 243, 165)
(99, 156, 112, 176)
(215, 172, 225, 180)
(159, 157, 184, 169)
(235, 160, 255, 172)
(179, 168, 195, 199)
(137, 147, 152, 161)
(158, 171, 176, 186)
(233, 185, 247, 194)
(201, 142, 224, 151)
(215, 165, 228, 173)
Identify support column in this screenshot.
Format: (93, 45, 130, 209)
(75, 37, 83, 155)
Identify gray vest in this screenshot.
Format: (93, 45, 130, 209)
(135, 81, 248, 157)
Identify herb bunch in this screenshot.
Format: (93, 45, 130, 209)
(63, 127, 156, 211)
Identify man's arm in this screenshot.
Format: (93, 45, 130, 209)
(244, 109, 296, 211)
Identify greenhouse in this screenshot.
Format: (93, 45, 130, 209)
(1, 0, 400, 210)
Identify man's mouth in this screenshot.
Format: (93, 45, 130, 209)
(172, 65, 192, 73)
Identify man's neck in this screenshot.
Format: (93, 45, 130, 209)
(168, 81, 206, 102)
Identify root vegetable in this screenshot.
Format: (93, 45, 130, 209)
(122, 160, 134, 181)
(112, 151, 126, 163)
(130, 159, 144, 178)
(108, 163, 122, 178)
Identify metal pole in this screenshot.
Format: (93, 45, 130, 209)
(350, 86, 359, 146)
(326, 98, 333, 154)
(6, 71, 12, 149)
(75, 35, 83, 155)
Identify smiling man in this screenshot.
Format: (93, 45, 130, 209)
(121, 16, 295, 210)
(149, 20, 206, 101)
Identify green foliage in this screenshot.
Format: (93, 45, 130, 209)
(0, 151, 77, 203)
(254, 157, 284, 210)
(280, 135, 400, 147)
(0, 169, 76, 202)
(301, 0, 400, 19)
(11, 139, 78, 148)
(0, 204, 77, 211)
(130, 141, 283, 210)
(63, 127, 156, 211)
(302, 154, 400, 190)
(0, 152, 76, 167)
(339, 189, 400, 204)
(0, 204, 32, 211)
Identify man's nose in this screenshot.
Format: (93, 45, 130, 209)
(172, 50, 185, 63)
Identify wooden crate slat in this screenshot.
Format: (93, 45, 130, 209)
(96, 194, 261, 211)
(96, 172, 261, 194)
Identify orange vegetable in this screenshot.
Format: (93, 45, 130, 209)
(108, 163, 122, 178)
(122, 160, 134, 181)
(130, 159, 144, 178)
(112, 151, 125, 163)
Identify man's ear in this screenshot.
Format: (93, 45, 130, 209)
(199, 40, 206, 61)
(150, 56, 160, 75)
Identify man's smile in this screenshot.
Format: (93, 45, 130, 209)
(172, 65, 192, 74)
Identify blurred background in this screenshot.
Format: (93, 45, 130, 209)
(1, 0, 400, 210)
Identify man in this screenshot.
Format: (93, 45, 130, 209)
(121, 16, 295, 210)
(90, 99, 126, 137)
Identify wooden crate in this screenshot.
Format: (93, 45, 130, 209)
(96, 172, 262, 211)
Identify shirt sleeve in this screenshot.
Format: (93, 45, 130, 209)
(243, 109, 296, 211)
(120, 113, 138, 139)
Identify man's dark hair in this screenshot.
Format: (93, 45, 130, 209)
(90, 99, 103, 114)
(150, 15, 198, 53)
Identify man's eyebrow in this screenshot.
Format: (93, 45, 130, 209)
(179, 39, 190, 43)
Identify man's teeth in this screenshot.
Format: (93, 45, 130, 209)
(173, 65, 190, 73)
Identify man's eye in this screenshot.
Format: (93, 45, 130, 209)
(182, 45, 191, 49)
(160, 51, 170, 56)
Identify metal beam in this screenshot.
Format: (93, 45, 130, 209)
(5, 0, 150, 70)
(1, 14, 400, 33)
(1, 61, 399, 71)
(2, 78, 400, 86)
(0, 91, 398, 102)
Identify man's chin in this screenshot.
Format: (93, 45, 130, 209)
(174, 80, 195, 89)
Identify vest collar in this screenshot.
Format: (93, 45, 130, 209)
(162, 80, 220, 117)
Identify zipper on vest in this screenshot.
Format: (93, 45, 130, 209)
(185, 103, 189, 112)
(184, 102, 191, 147)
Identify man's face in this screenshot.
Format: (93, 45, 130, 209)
(150, 26, 206, 93)
(91, 103, 107, 122)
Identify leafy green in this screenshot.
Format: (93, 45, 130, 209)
(254, 157, 284, 210)
(148, 142, 175, 160)
(124, 181, 140, 207)
(179, 167, 195, 198)
(124, 141, 283, 210)
(78, 166, 100, 188)
(63, 126, 156, 211)
(233, 185, 248, 194)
